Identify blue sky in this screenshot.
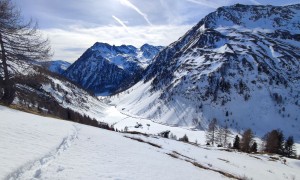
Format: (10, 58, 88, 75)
(12, 0, 300, 62)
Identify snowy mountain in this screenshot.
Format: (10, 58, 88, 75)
(64, 43, 163, 95)
(9, 60, 206, 143)
(45, 60, 71, 75)
(111, 4, 300, 140)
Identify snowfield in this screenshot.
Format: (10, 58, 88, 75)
(1, 105, 299, 180)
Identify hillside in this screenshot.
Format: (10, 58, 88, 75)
(7, 60, 208, 144)
(1, 105, 299, 180)
(111, 4, 300, 140)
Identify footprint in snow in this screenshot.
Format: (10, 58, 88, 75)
(57, 166, 65, 172)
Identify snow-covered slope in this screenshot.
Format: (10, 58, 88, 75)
(64, 43, 163, 95)
(11, 62, 108, 121)
(10, 61, 208, 142)
(1, 106, 299, 180)
(111, 4, 300, 140)
(46, 60, 71, 75)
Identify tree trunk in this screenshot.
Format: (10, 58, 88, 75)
(0, 32, 15, 105)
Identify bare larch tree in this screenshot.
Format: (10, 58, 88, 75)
(206, 118, 218, 145)
(0, 0, 51, 104)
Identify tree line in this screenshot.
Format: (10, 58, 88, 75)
(206, 118, 298, 158)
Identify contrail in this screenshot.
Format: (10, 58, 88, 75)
(185, 0, 218, 8)
(250, 0, 261, 5)
(120, 0, 152, 26)
(112, 15, 129, 32)
(187, 0, 261, 8)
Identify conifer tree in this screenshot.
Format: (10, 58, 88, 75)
(284, 136, 296, 157)
(250, 141, 257, 153)
(0, 0, 51, 104)
(233, 135, 240, 150)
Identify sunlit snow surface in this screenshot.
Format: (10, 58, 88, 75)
(1, 106, 300, 180)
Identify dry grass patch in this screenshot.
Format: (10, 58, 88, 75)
(124, 136, 162, 148)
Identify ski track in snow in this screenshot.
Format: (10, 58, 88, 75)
(5, 125, 80, 180)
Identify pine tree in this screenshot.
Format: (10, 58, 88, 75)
(284, 136, 296, 158)
(233, 135, 240, 150)
(206, 118, 218, 145)
(250, 141, 258, 153)
(241, 129, 254, 153)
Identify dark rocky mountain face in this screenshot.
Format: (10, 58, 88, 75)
(63, 43, 163, 95)
(113, 4, 300, 139)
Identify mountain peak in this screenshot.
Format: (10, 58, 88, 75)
(113, 4, 300, 140)
(199, 3, 300, 33)
(64, 42, 163, 95)
(92, 42, 111, 48)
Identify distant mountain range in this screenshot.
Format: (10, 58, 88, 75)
(111, 4, 300, 139)
(37, 4, 300, 140)
(41, 60, 71, 75)
(63, 43, 163, 95)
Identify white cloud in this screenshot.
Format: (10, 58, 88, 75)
(28, 0, 300, 62)
(119, 0, 152, 25)
(43, 25, 191, 62)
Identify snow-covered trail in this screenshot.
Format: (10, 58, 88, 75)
(6, 125, 79, 180)
(0, 106, 224, 180)
(22, 124, 224, 180)
(0, 106, 76, 179)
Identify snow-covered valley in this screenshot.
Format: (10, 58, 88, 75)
(1, 105, 300, 180)
(1, 2, 300, 180)
(110, 4, 300, 141)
